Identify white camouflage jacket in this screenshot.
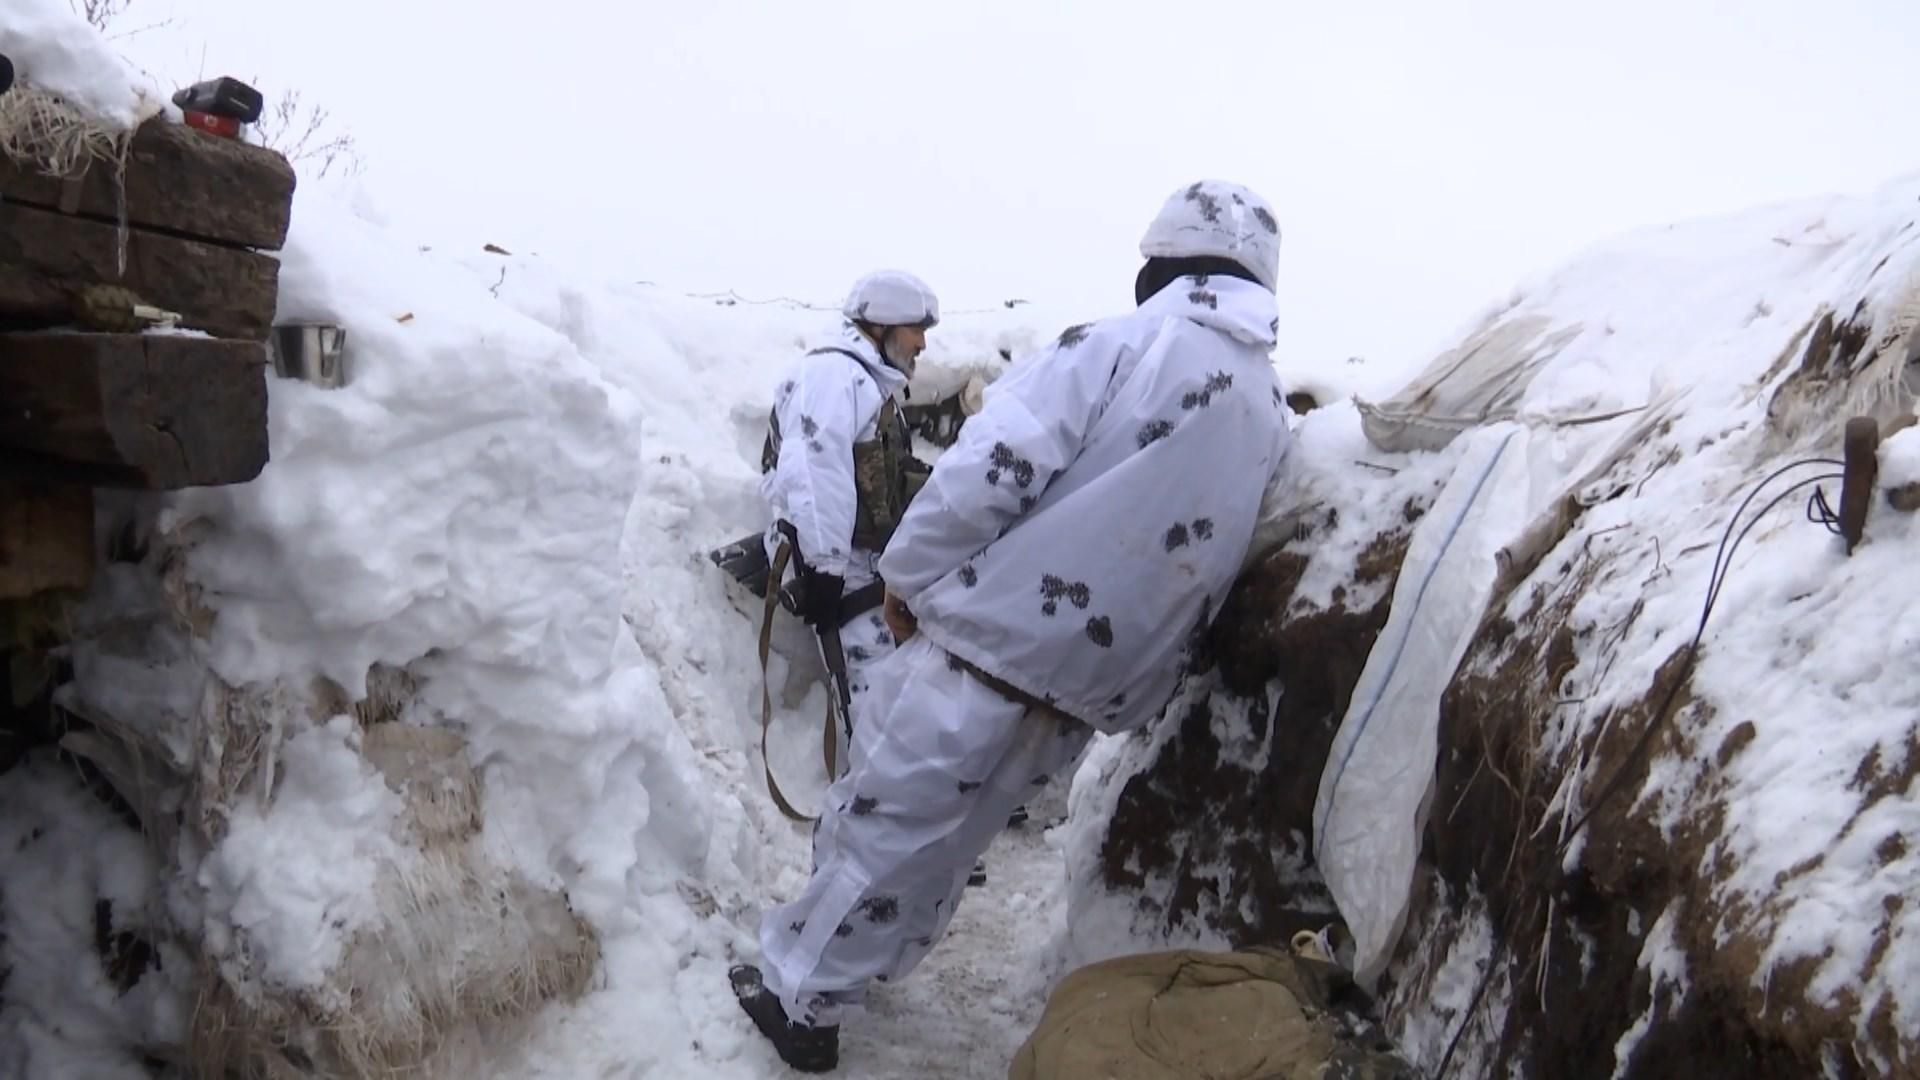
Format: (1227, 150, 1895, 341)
(879, 275, 1291, 733)
(760, 322, 910, 588)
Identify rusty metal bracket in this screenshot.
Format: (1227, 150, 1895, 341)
(1839, 416, 1880, 553)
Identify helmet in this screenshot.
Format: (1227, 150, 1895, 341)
(843, 270, 940, 328)
(1139, 180, 1281, 290)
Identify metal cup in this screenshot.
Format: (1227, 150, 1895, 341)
(269, 324, 349, 388)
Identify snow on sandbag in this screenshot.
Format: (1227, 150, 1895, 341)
(182, 714, 600, 1079)
(59, 572, 605, 1079)
(1008, 948, 1414, 1080)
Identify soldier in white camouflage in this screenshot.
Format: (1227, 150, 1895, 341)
(735, 182, 1296, 1073)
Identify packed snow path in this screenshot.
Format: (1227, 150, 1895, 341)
(838, 808, 1071, 1077)
(733, 641, 1081, 1078)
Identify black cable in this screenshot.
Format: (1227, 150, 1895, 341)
(1702, 459, 1840, 617)
(1430, 458, 1845, 1079)
(1807, 487, 1844, 535)
(1554, 470, 1839, 853)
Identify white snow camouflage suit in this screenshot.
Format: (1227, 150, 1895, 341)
(759, 273, 1292, 1024)
(759, 322, 913, 750)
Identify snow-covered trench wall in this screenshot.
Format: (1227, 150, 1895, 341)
(1064, 177, 1920, 1079)
(26, 157, 1056, 1075)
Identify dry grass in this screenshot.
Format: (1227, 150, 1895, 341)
(187, 775, 600, 1079)
(0, 86, 129, 177)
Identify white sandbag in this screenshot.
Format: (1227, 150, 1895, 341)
(1313, 396, 1679, 989)
(1355, 315, 1584, 453)
(1312, 424, 1530, 989)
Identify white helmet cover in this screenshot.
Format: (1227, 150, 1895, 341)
(843, 269, 941, 328)
(1139, 180, 1281, 290)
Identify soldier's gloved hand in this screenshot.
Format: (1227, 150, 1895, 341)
(797, 569, 845, 630)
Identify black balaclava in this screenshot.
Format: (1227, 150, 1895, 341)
(1134, 255, 1262, 307)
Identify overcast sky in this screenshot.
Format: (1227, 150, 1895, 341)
(117, 0, 1919, 374)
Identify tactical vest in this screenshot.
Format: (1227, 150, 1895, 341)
(762, 350, 932, 554)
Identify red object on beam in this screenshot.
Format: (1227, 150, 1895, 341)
(181, 110, 242, 139)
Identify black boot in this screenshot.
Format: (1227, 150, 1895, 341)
(968, 858, 988, 888)
(1007, 805, 1029, 827)
(730, 964, 839, 1073)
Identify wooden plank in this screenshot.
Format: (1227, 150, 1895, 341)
(0, 479, 93, 600)
(0, 202, 279, 341)
(0, 333, 268, 489)
(0, 120, 296, 251)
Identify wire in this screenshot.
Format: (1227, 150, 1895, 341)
(1702, 459, 1839, 617)
(1806, 486, 1844, 536)
(1553, 469, 1840, 853)
(650, 285, 1031, 318)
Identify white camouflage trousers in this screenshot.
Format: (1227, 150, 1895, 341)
(831, 607, 896, 777)
(758, 635, 1092, 1026)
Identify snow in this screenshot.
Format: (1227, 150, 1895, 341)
(0, 0, 165, 126)
(1384, 882, 1502, 1077)
(1609, 901, 1690, 1080)
(194, 718, 402, 991)
(1507, 181, 1920, 1052)
(1881, 425, 1920, 491)
(1055, 686, 1239, 971)
(1246, 397, 1460, 606)
(0, 755, 191, 1080)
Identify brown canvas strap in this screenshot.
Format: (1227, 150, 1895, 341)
(757, 540, 841, 822)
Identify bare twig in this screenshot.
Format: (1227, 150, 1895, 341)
(1353, 459, 1401, 476)
(1447, 752, 1489, 825)
(490, 268, 507, 298)
(1581, 523, 1630, 559)
(251, 87, 362, 179)
(1643, 536, 1672, 586)
(69, 0, 127, 28)
(1537, 897, 1556, 1005)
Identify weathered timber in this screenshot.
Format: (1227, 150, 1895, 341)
(0, 479, 92, 600)
(0, 119, 296, 251)
(0, 333, 268, 489)
(0, 202, 279, 340)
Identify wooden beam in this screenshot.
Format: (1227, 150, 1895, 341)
(0, 120, 296, 252)
(0, 201, 279, 341)
(0, 333, 268, 489)
(0, 480, 92, 600)
(1839, 416, 1879, 554)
